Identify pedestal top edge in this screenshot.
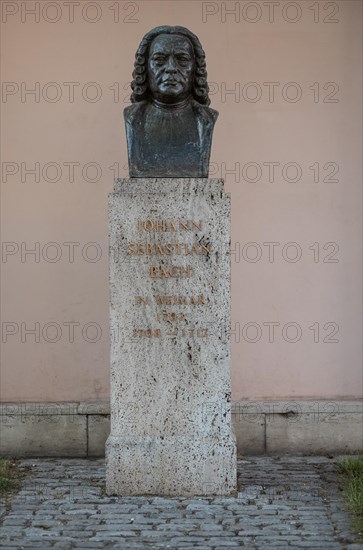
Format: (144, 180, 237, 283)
(111, 178, 226, 194)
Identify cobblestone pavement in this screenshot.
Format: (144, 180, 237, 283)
(0, 456, 361, 549)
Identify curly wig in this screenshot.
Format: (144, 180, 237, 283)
(130, 25, 211, 106)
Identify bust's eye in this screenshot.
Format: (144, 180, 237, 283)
(153, 56, 166, 65)
(177, 56, 190, 66)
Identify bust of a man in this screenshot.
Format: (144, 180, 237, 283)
(124, 25, 218, 178)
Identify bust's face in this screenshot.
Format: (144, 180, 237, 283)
(147, 34, 195, 104)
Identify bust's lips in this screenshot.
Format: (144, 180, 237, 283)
(162, 79, 179, 86)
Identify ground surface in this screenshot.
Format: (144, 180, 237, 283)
(0, 456, 361, 549)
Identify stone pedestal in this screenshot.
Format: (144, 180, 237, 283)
(106, 178, 237, 496)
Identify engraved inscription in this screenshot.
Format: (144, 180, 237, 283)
(137, 219, 203, 232)
(127, 242, 212, 255)
(149, 265, 192, 278)
(128, 219, 213, 339)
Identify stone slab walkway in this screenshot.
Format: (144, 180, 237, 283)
(0, 457, 361, 549)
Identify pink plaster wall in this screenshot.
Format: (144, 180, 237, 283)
(1, 0, 362, 401)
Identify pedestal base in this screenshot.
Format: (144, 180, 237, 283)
(106, 434, 236, 496)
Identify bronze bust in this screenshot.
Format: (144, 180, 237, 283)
(124, 26, 218, 178)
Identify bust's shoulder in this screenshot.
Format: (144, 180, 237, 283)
(190, 100, 219, 125)
(124, 101, 148, 123)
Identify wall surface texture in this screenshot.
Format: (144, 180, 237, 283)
(1, 1, 362, 417)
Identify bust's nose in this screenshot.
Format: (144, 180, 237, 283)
(164, 56, 177, 73)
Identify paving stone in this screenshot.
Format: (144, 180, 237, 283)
(71, 545, 108, 549)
